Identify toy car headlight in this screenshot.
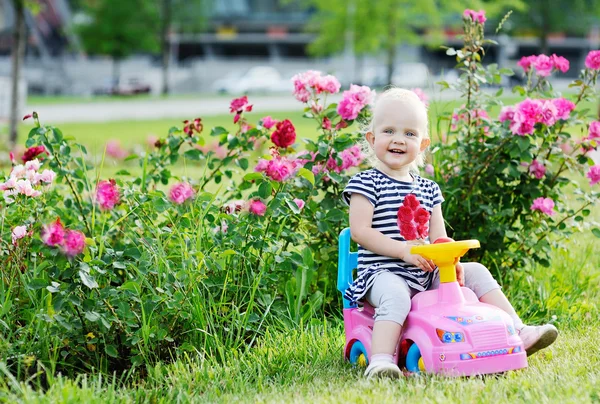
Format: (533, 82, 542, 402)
(436, 328, 465, 343)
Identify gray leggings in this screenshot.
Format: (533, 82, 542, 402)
(365, 263, 500, 325)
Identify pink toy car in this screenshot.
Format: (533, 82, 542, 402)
(337, 228, 528, 376)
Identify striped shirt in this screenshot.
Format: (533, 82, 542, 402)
(342, 169, 444, 304)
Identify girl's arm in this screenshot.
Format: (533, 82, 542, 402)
(428, 204, 447, 242)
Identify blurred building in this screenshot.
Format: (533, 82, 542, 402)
(176, 0, 313, 60)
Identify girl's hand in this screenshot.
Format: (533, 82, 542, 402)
(455, 262, 465, 286)
(402, 251, 436, 272)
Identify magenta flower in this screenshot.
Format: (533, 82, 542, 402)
(248, 199, 267, 216)
(61, 229, 86, 257)
(540, 100, 558, 126)
(293, 198, 305, 210)
(499, 106, 516, 122)
(12, 225, 27, 245)
(229, 96, 252, 114)
(531, 197, 555, 216)
(587, 121, 600, 140)
(517, 56, 537, 72)
(463, 9, 486, 24)
(533, 55, 554, 77)
(425, 164, 434, 176)
(587, 165, 600, 186)
(551, 54, 570, 73)
(585, 50, 600, 70)
(261, 116, 277, 129)
(337, 84, 375, 121)
(105, 140, 128, 159)
(322, 117, 332, 130)
(96, 179, 120, 211)
(529, 160, 546, 179)
(169, 182, 195, 204)
(41, 218, 65, 247)
(552, 98, 576, 120)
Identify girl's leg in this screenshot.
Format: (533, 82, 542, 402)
(461, 262, 558, 356)
(363, 271, 412, 378)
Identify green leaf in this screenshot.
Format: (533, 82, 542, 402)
(183, 149, 203, 161)
(79, 270, 98, 289)
(112, 261, 126, 269)
(211, 126, 228, 136)
(105, 345, 119, 358)
(592, 228, 600, 238)
(297, 168, 315, 186)
(28, 278, 48, 290)
(258, 181, 272, 199)
(114, 169, 131, 176)
(244, 172, 263, 182)
(239, 158, 249, 170)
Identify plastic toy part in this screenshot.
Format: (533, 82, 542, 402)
(405, 342, 425, 373)
(410, 240, 480, 283)
(349, 340, 369, 367)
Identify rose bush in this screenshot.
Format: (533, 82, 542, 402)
(434, 10, 600, 281)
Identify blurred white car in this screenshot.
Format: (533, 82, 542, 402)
(391, 63, 430, 88)
(212, 66, 292, 94)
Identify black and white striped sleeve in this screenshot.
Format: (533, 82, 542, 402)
(342, 172, 378, 206)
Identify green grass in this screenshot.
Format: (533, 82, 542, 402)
(26, 94, 230, 106)
(1, 227, 598, 403)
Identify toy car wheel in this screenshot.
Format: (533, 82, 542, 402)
(405, 341, 426, 373)
(349, 340, 368, 368)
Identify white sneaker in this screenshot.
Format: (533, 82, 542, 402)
(518, 324, 558, 356)
(364, 361, 402, 379)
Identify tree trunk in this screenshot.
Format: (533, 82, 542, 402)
(385, 4, 397, 86)
(539, 0, 550, 54)
(9, 0, 26, 148)
(112, 58, 120, 93)
(161, 0, 172, 96)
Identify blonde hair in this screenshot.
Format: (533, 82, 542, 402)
(360, 87, 429, 173)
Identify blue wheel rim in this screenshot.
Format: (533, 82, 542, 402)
(405, 342, 422, 373)
(349, 341, 368, 365)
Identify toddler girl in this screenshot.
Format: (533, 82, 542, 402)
(343, 88, 558, 378)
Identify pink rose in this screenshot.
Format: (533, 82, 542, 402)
(293, 198, 305, 210)
(169, 182, 195, 204)
(106, 140, 128, 159)
(62, 229, 86, 257)
(96, 179, 120, 211)
(499, 106, 516, 123)
(529, 160, 546, 179)
(551, 54, 570, 73)
(262, 116, 277, 129)
(533, 55, 553, 77)
(588, 121, 600, 140)
(531, 197, 555, 216)
(517, 56, 537, 72)
(552, 98, 576, 120)
(424, 164, 434, 176)
(587, 165, 600, 185)
(12, 225, 27, 245)
(21, 146, 47, 163)
(337, 84, 375, 121)
(585, 50, 600, 70)
(248, 199, 267, 216)
(41, 218, 65, 247)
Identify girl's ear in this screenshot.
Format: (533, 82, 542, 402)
(366, 131, 375, 147)
(420, 138, 431, 151)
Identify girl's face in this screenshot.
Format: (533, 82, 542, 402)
(366, 98, 429, 175)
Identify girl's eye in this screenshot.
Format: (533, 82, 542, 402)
(405, 131, 416, 137)
(384, 129, 394, 134)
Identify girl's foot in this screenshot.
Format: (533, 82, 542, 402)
(364, 361, 402, 378)
(518, 324, 558, 356)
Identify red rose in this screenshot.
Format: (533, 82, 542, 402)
(404, 194, 421, 211)
(271, 119, 296, 148)
(397, 205, 414, 224)
(400, 222, 417, 241)
(417, 224, 428, 239)
(414, 208, 430, 225)
(22, 145, 47, 162)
